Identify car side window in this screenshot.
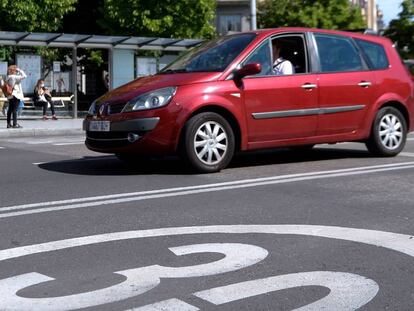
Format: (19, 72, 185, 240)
(315, 34, 363, 73)
(243, 39, 272, 76)
(355, 39, 389, 70)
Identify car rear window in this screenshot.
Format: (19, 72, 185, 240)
(355, 39, 389, 70)
(315, 34, 363, 73)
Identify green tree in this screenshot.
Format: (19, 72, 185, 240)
(384, 0, 414, 59)
(258, 0, 366, 30)
(0, 0, 78, 32)
(101, 0, 216, 38)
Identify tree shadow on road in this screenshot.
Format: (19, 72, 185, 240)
(37, 145, 376, 176)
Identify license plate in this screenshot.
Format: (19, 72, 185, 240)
(89, 121, 110, 132)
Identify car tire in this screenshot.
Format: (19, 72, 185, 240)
(365, 106, 407, 156)
(181, 112, 235, 173)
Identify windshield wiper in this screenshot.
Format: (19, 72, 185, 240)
(159, 69, 188, 74)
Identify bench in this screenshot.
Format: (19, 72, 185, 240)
(0, 95, 74, 109)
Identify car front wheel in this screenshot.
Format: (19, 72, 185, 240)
(181, 112, 235, 173)
(366, 107, 407, 156)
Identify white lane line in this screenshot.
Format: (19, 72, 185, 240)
(33, 162, 47, 166)
(0, 162, 413, 219)
(25, 138, 84, 145)
(0, 146, 4, 149)
(3, 161, 414, 212)
(407, 137, 414, 141)
(53, 141, 84, 146)
(400, 152, 414, 157)
(26, 140, 56, 145)
(32, 157, 113, 166)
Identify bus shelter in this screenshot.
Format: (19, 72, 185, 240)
(0, 31, 203, 118)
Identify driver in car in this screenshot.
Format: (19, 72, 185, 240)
(272, 41, 295, 75)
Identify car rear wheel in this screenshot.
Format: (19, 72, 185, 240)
(366, 107, 407, 156)
(181, 112, 235, 173)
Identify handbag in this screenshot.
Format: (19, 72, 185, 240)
(1, 80, 14, 97)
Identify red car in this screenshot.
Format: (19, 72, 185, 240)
(84, 28, 414, 173)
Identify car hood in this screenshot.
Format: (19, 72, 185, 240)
(96, 72, 222, 105)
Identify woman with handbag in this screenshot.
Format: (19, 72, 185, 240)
(6, 65, 26, 128)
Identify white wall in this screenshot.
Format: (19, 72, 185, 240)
(111, 49, 135, 89)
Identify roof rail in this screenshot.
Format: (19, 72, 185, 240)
(345, 28, 381, 36)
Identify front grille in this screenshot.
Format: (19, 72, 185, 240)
(108, 102, 126, 115)
(87, 131, 129, 140)
(86, 137, 131, 149)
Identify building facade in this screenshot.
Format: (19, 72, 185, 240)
(216, 0, 384, 35)
(216, 0, 251, 35)
(350, 0, 384, 31)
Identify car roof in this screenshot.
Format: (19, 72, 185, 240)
(242, 27, 391, 46)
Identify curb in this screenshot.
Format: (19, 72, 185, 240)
(0, 128, 83, 138)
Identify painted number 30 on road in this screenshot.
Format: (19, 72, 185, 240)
(1, 224, 413, 310)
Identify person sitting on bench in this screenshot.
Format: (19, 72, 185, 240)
(34, 79, 57, 120)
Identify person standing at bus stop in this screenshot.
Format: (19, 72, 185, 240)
(6, 65, 26, 128)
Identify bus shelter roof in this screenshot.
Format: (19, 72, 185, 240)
(0, 31, 203, 51)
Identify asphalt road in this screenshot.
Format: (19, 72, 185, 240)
(0, 133, 413, 310)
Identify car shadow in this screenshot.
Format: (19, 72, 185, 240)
(38, 146, 375, 176)
(38, 155, 192, 176)
(229, 146, 374, 168)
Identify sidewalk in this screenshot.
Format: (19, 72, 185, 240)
(0, 117, 84, 138)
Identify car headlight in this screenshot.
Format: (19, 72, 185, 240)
(87, 100, 97, 116)
(122, 87, 177, 112)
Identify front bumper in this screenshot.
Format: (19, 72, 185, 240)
(84, 117, 161, 152)
(83, 117, 160, 132)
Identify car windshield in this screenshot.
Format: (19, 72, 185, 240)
(160, 33, 257, 74)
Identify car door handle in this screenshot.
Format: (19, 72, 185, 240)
(301, 83, 317, 90)
(358, 81, 372, 87)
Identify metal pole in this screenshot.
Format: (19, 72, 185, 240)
(108, 48, 114, 91)
(250, 0, 257, 30)
(72, 47, 78, 118)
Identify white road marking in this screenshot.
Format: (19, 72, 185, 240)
(26, 140, 56, 145)
(0, 243, 267, 310)
(32, 162, 46, 166)
(0, 225, 412, 310)
(131, 299, 199, 311)
(400, 152, 414, 157)
(407, 137, 414, 141)
(194, 271, 378, 311)
(0, 146, 4, 149)
(53, 141, 84, 146)
(14, 138, 84, 145)
(0, 162, 414, 219)
(1, 224, 414, 265)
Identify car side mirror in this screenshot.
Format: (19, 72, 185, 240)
(234, 63, 262, 79)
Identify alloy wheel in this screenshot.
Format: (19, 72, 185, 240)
(193, 121, 228, 165)
(378, 113, 403, 150)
